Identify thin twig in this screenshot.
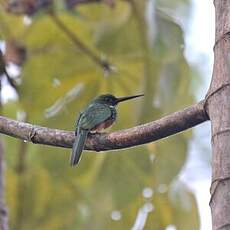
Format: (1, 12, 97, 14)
(50, 12, 113, 73)
(0, 50, 18, 92)
(66, 0, 101, 8)
(3, 69, 18, 92)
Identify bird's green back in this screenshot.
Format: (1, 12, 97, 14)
(78, 103, 114, 130)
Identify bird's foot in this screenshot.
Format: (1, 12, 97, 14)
(89, 131, 107, 139)
(89, 130, 106, 135)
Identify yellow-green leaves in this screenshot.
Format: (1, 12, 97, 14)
(2, 0, 199, 229)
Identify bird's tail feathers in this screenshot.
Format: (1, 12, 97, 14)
(70, 129, 88, 166)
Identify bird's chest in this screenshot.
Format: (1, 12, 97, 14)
(92, 107, 116, 131)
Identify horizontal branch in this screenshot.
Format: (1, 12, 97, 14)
(0, 101, 208, 152)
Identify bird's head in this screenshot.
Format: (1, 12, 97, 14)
(94, 94, 144, 106)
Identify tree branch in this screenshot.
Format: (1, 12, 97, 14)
(65, 0, 115, 9)
(50, 13, 113, 74)
(66, 0, 101, 8)
(0, 140, 8, 230)
(0, 101, 208, 152)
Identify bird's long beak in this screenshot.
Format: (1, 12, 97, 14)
(115, 94, 144, 104)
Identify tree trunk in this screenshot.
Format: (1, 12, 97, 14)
(0, 140, 8, 230)
(207, 0, 230, 229)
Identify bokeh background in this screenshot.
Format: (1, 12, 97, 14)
(0, 0, 214, 229)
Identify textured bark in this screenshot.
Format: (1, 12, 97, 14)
(207, 0, 230, 229)
(0, 101, 208, 151)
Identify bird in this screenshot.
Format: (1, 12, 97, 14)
(70, 93, 144, 166)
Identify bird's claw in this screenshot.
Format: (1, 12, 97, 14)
(89, 131, 106, 135)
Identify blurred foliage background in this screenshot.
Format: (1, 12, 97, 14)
(0, 0, 200, 229)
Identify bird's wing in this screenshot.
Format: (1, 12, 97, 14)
(79, 103, 112, 130)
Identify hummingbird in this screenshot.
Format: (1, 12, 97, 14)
(70, 93, 144, 166)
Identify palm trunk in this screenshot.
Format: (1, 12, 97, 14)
(207, 0, 230, 229)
